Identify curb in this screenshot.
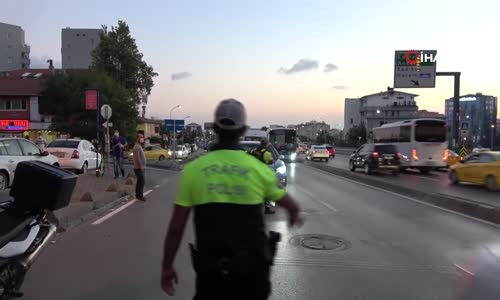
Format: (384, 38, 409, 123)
(301, 161, 500, 226)
(57, 195, 131, 231)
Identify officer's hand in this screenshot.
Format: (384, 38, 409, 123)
(161, 267, 178, 296)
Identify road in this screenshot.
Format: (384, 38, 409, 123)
(317, 153, 500, 207)
(19, 163, 500, 299)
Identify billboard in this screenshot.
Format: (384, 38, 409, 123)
(394, 50, 437, 88)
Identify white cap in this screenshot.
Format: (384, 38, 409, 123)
(214, 99, 247, 130)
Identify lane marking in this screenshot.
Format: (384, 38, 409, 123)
(91, 189, 154, 225)
(301, 164, 500, 230)
(92, 200, 137, 225)
(154, 185, 161, 188)
(454, 264, 475, 276)
(293, 185, 338, 212)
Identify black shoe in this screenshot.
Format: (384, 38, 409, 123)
(265, 207, 275, 214)
(137, 197, 146, 202)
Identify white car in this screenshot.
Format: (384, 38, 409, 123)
(305, 145, 330, 162)
(0, 138, 59, 190)
(46, 139, 101, 174)
(175, 145, 189, 160)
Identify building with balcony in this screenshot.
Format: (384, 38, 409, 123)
(344, 89, 419, 137)
(61, 28, 102, 69)
(136, 117, 162, 139)
(185, 122, 202, 134)
(0, 22, 30, 72)
(0, 69, 55, 140)
(445, 93, 497, 148)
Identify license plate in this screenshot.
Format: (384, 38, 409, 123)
(52, 152, 65, 158)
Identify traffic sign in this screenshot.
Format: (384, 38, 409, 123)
(85, 89, 98, 110)
(100, 105, 112, 119)
(459, 146, 468, 157)
(461, 121, 470, 130)
(102, 121, 113, 128)
(394, 50, 437, 88)
(164, 119, 185, 132)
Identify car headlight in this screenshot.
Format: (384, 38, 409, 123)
(168, 150, 172, 155)
(129, 153, 133, 156)
(290, 153, 297, 161)
(276, 165, 286, 175)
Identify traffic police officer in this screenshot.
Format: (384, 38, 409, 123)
(161, 99, 301, 300)
(251, 139, 276, 214)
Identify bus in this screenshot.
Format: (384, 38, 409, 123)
(267, 128, 298, 162)
(372, 118, 447, 173)
(243, 129, 267, 141)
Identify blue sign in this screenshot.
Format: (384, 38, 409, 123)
(164, 119, 185, 132)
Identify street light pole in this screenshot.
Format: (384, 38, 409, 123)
(170, 105, 181, 159)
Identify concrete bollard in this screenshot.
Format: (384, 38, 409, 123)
(106, 183, 118, 192)
(80, 191, 94, 202)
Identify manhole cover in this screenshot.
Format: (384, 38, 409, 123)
(290, 234, 350, 251)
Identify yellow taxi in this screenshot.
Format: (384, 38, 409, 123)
(447, 149, 463, 167)
(128, 144, 172, 161)
(449, 151, 500, 191)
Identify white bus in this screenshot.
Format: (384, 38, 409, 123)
(243, 129, 267, 141)
(372, 118, 448, 173)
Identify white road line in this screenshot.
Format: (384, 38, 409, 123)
(154, 185, 161, 188)
(454, 264, 475, 276)
(293, 185, 338, 212)
(91, 189, 154, 225)
(303, 164, 500, 229)
(92, 200, 137, 225)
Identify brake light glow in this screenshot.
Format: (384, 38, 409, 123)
(442, 149, 448, 161)
(412, 149, 419, 160)
(397, 152, 402, 158)
(372, 151, 379, 157)
(71, 150, 80, 159)
(313, 150, 317, 154)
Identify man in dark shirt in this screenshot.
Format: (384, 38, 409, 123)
(110, 129, 127, 179)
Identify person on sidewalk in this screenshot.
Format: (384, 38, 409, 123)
(160, 99, 302, 299)
(111, 130, 127, 179)
(251, 139, 276, 214)
(35, 133, 47, 151)
(132, 133, 147, 202)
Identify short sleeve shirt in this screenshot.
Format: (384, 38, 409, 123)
(176, 150, 285, 207)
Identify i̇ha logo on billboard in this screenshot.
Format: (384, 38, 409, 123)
(404, 50, 437, 66)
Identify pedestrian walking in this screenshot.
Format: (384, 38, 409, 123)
(160, 99, 302, 299)
(110, 130, 127, 179)
(132, 133, 146, 202)
(35, 133, 47, 151)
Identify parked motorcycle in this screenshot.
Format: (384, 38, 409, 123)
(0, 161, 77, 299)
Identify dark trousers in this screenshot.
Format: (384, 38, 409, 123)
(133, 169, 145, 199)
(113, 156, 125, 177)
(193, 265, 271, 300)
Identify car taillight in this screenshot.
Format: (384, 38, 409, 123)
(412, 149, 419, 160)
(442, 149, 448, 161)
(372, 151, 379, 157)
(71, 150, 80, 159)
(397, 152, 402, 158)
(313, 150, 317, 154)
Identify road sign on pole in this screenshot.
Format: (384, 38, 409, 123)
(100, 104, 112, 119)
(459, 146, 468, 157)
(394, 50, 437, 88)
(164, 119, 185, 132)
(102, 121, 113, 128)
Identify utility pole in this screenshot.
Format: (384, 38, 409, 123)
(436, 72, 461, 149)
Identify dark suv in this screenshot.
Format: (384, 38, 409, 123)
(349, 144, 401, 175)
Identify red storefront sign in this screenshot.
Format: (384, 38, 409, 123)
(85, 89, 98, 110)
(0, 120, 29, 131)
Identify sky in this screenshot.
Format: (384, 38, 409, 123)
(2, 0, 499, 128)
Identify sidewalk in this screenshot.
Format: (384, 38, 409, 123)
(54, 171, 136, 230)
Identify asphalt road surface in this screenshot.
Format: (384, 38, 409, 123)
(319, 153, 500, 206)
(20, 163, 500, 299)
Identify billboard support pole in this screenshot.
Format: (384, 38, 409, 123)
(436, 72, 461, 149)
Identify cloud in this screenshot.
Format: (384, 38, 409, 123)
(332, 85, 348, 90)
(171, 72, 192, 81)
(324, 63, 338, 72)
(30, 55, 61, 68)
(279, 59, 319, 74)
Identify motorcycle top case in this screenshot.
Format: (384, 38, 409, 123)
(10, 161, 78, 211)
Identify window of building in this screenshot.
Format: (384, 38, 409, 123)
(7, 57, 13, 64)
(393, 102, 398, 106)
(83, 33, 86, 37)
(350, 118, 353, 124)
(391, 111, 395, 116)
(6, 33, 11, 39)
(0, 102, 6, 110)
(397, 96, 404, 99)
(383, 96, 389, 100)
(76, 33, 80, 37)
(397, 111, 400, 116)
(0, 99, 27, 111)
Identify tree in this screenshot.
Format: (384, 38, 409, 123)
(40, 71, 138, 141)
(316, 131, 334, 145)
(346, 123, 367, 146)
(260, 126, 268, 131)
(92, 20, 158, 106)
